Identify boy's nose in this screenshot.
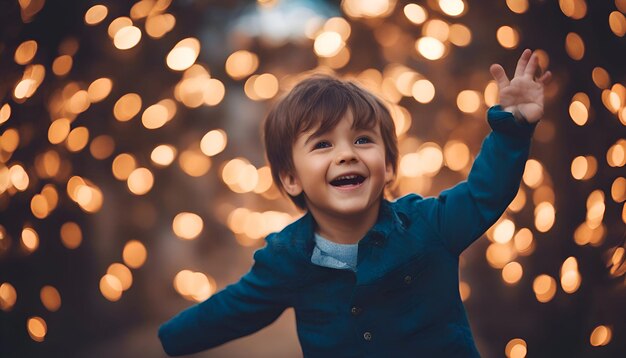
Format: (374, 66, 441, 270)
(335, 150, 358, 165)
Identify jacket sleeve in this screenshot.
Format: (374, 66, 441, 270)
(158, 234, 291, 356)
(416, 105, 535, 256)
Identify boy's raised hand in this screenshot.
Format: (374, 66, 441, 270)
(489, 49, 552, 124)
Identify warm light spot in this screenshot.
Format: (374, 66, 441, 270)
(253, 166, 274, 194)
(611, 177, 626, 202)
(100, 274, 123, 301)
(107, 263, 133, 291)
(254, 73, 279, 100)
(27, 316, 47, 342)
(1, 128, 19, 152)
(172, 212, 204, 240)
(142, 103, 169, 129)
(569, 101, 588, 126)
(179, 149, 211, 177)
(122, 240, 147, 269)
(502, 261, 523, 285)
(166, 38, 200, 71)
(423, 19, 450, 42)
(114, 93, 142, 122)
(449, 23, 471, 47)
(85, 4, 108, 25)
(108, 17, 133, 38)
(66, 176, 86, 202)
(222, 159, 259, 193)
(10, 164, 29, 191)
(443, 140, 470, 171)
(14, 40, 38, 65)
(145, 13, 176, 39)
(60, 222, 82, 249)
(322, 47, 351, 69)
(0, 103, 11, 125)
(112, 153, 137, 180)
(404, 3, 427, 25)
(571, 155, 588, 180)
(114, 26, 142, 50)
(607, 140, 626, 167)
(389, 105, 412, 136)
(68, 90, 90, 114)
(419, 143, 443, 176)
(565, 32, 585, 60)
(535, 202, 555, 232)
(40, 286, 61, 312)
(586, 190, 605, 229)
(66, 126, 90, 152)
(513, 228, 534, 255)
(559, 0, 587, 20)
(225, 50, 259, 80)
(52, 55, 73, 76)
(457, 90, 481, 113)
(496, 26, 519, 49)
(505, 338, 527, 358)
(459, 281, 471, 301)
(22, 227, 39, 252)
(508, 188, 526, 212)
(591, 67, 610, 89)
(0, 282, 17, 311)
(87, 78, 113, 103)
(314, 31, 344, 58)
(41, 184, 58, 211)
(486, 243, 517, 269)
(560, 256, 581, 293)
(494, 219, 515, 244)
(151, 144, 177, 167)
(174, 270, 216, 302)
(200, 129, 227, 157)
(590, 325, 612, 346)
(533, 274, 556, 303)
(203, 78, 226, 106)
(30, 194, 49, 219)
(412, 79, 436, 103)
(324, 17, 351, 40)
(506, 0, 529, 14)
(127, 167, 154, 195)
(48, 118, 71, 144)
(438, 0, 465, 17)
(90, 135, 115, 160)
(522, 159, 543, 188)
(609, 11, 626, 37)
(416, 37, 445, 60)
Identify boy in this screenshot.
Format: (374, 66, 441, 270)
(159, 49, 551, 356)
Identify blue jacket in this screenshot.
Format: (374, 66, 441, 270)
(158, 106, 534, 357)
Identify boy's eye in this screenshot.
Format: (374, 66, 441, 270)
(355, 136, 372, 145)
(313, 141, 331, 150)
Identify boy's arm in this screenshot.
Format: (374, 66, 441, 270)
(414, 49, 551, 255)
(158, 235, 291, 356)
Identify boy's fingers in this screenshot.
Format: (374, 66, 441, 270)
(537, 70, 552, 84)
(524, 53, 538, 77)
(514, 49, 532, 78)
(490, 64, 509, 88)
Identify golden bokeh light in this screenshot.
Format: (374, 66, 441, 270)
(342, 0, 395, 19)
(459, 281, 471, 301)
(100, 274, 123, 302)
(607, 139, 626, 167)
(52, 55, 73, 76)
(508, 188, 526, 212)
(412, 79, 436, 103)
(113, 25, 142, 50)
(127, 167, 154, 195)
(30, 194, 49, 219)
(506, 0, 529, 14)
(609, 11, 626, 37)
(122, 240, 147, 269)
(112, 153, 137, 180)
(225, 50, 259, 80)
(151, 144, 177, 167)
(174, 270, 217, 302)
(113, 93, 142, 122)
(66, 126, 90, 152)
(513, 228, 534, 255)
(0, 282, 17, 311)
(590, 325, 612, 346)
(438, 0, 466, 17)
(0, 103, 11, 125)
(496, 26, 519, 49)
(533, 274, 557, 303)
(486, 242, 517, 269)
(505, 338, 527, 358)
(1, 128, 19, 152)
(457, 90, 481, 113)
(48, 118, 71, 144)
(21, 227, 39, 253)
(40, 285, 61, 312)
(324, 17, 352, 40)
(107, 17, 133, 38)
(502, 261, 523, 285)
(166, 38, 200, 71)
(559, 0, 587, 20)
(200, 129, 227, 157)
(172, 212, 204, 240)
(423, 19, 450, 42)
(449, 23, 471, 47)
(90, 135, 115, 160)
(591, 67, 610, 89)
(522, 159, 543, 188)
(493, 219, 515, 244)
(179, 149, 211, 177)
(404, 3, 427, 25)
(10, 164, 30, 191)
(107, 263, 133, 291)
(560, 256, 581, 293)
(611, 177, 626, 202)
(443, 140, 470, 171)
(145, 13, 176, 39)
(416, 37, 446, 60)
(27, 316, 47, 342)
(565, 32, 585, 60)
(85, 4, 108, 25)
(569, 100, 588, 126)
(87, 78, 113, 103)
(60, 222, 82, 249)
(534, 201, 556, 232)
(142, 102, 170, 129)
(14, 40, 38, 65)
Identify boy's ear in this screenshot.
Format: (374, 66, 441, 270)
(279, 170, 303, 197)
(384, 162, 395, 185)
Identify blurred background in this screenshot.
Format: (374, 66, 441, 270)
(0, 0, 625, 357)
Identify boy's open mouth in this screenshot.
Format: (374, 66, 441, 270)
(329, 174, 366, 187)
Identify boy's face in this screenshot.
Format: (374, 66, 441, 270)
(280, 110, 394, 219)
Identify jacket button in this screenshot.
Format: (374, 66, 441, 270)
(351, 306, 362, 316)
(363, 331, 372, 341)
(404, 275, 412, 284)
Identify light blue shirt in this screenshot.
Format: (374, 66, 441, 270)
(310, 233, 358, 272)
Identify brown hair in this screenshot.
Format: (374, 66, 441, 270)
(263, 74, 398, 209)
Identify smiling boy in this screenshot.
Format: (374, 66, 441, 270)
(159, 49, 551, 356)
